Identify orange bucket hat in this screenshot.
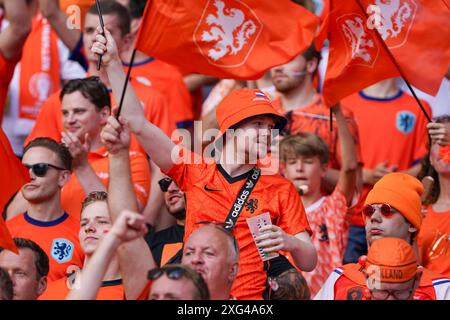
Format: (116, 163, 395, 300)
(364, 238, 418, 283)
(364, 172, 424, 230)
(216, 89, 287, 135)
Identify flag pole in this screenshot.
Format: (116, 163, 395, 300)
(356, 0, 432, 123)
(116, 48, 137, 119)
(95, 0, 106, 71)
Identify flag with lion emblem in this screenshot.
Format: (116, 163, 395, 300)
(319, 0, 450, 107)
(135, 0, 319, 79)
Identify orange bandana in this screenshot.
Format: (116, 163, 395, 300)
(364, 238, 418, 283)
(18, 15, 60, 120)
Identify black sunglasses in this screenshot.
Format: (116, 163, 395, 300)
(158, 177, 173, 192)
(24, 163, 67, 177)
(147, 266, 186, 281)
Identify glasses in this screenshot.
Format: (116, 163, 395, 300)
(158, 178, 173, 192)
(24, 163, 67, 177)
(363, 204, 397, 219)
(369, 279, 416, 300)
(147, 266, 187, 281)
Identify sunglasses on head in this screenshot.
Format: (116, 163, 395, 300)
(158, 177, 173, 192)
(147, 266, 187, 281)
(363, 204, 397, 219)
(24, 163, 67, 177)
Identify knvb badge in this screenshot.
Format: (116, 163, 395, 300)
(193, 0, 263, 68)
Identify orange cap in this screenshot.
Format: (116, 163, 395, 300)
(364, 172, 424, 230)
(365, 238, 417, 283)
(216, 89, 287, 135)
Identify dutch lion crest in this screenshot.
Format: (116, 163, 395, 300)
(341, 16, 375, 63)
(366, 0, 417, 48)
(51, 238, 74, 264)
(194, 0, 262, 66)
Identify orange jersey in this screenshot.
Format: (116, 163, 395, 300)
(273, 94, 362, 169)
(342, 91, 430, 171)
(125, 58, 193, 128)
(301, 187, 350, 296)
(419, 206, 450, 278)
(61, 148, 150, 219)
(165, 148, 311, 300)
(39, 277, 124, 300)
(6, 212, 84, 281)
(0, 52, 19, 121)
(342, 91, 431, 227)
(24, 78, 175, 153)
(315, 264, 450, 300)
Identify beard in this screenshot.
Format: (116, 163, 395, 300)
(169, 207, 186, 221)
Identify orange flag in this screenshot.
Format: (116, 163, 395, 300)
(320, 0, 399, 106)
(0, 129, 28, 254)
(135, 0, 319, 79)
(358, 0, 450, 96)
(320, 0, 450, 107)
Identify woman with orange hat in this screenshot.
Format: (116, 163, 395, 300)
(418, 116, 450, 278)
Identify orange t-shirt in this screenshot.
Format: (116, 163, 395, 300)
(61, 147, 150, 219)
(273, 94, 362, 170)
(0, 52, 19, 121)
(24, 78, 175, 153)
(164, 148, 311, 300)
(342, 91, 431, 226)
(301, 187, 350, 296)
(125, 58, 193, 128)
(419, 206, 450, 278)
(39, 277, 124, 300)
(6, 212, 84, 281)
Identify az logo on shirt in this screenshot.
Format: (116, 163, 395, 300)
(51, 238, 74, 264)
(396, 111, 416, 134)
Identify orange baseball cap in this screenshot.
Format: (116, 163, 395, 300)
(364, 172, 424, 230)
(364, 238, 418, 283)
(216, 89, 287, 135)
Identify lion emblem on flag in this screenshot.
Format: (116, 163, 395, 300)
(194, 0, 262, 67)
(338, 14, 379, 67)
(366, 0, 417, 48)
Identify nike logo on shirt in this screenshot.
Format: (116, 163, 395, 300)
(204, 185, 222, 192)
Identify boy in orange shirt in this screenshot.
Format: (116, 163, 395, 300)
(280, 103, 357, 295)
(6, 138, 84, 281)
(39, 191, 124, 300)
(93, 28, 316, 300)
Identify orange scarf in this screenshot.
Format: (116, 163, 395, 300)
(19, 15, 60, 120)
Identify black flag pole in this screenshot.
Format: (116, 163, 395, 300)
(355, 0, 432, 123)
(95, 0, 106, 70)
(329, 108, 333, 132)
(116, 49, 137, 119)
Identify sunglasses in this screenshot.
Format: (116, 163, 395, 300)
(363, 204, 397, 219)
(158, 177, 173, 192)
(369, 279, 416, 300)
(24, 163, 67, 177)
(147, 266, 187, 281)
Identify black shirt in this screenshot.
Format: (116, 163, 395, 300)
(145, 224, 184, 267)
